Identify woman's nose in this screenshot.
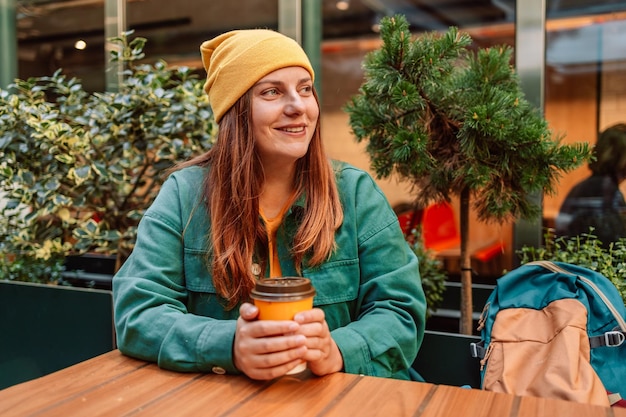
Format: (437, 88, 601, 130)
(284, 92, 305, 114)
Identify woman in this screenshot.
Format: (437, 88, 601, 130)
(113, 29, 426, 381)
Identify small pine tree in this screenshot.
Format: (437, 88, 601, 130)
(344, 15, 592, 334)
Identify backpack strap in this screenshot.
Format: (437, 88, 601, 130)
(588, 330, 626, 348)
(472, 330, 625, 357)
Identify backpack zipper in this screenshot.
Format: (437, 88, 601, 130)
(476, 302, 490, 332)
(479, 342, 494, 372)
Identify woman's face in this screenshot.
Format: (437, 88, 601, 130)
(250, 66, 319, 169)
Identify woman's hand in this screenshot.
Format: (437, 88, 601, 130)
(294, 308, 344, 376)
(233, 303, 308, 380)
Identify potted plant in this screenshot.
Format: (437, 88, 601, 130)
(0, 31, 216, 285)
(0, 32, 215, 388)
(344, 15, 592, 334)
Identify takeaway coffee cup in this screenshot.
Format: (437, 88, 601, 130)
(250, 277, 316, 374)
(250, 277, 316, 320)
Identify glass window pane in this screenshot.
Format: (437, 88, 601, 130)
(544, 5, 626, 247)
(16, 0, 282, 92)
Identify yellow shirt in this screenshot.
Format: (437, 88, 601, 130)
(259, 192, 297, 278)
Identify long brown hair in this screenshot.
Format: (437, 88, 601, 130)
(173, 89, 343, 308)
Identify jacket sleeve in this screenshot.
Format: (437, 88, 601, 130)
(330, 167, 427, 379)
(112, 171, 240, 374)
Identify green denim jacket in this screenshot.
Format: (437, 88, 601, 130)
(113, 162, 426, 380)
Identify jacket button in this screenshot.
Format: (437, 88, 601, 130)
(211, 366, 226, 375)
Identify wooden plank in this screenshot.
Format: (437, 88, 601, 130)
(3, 349, 624, 417)
(323, 375, 434, 417)
(420, 385, 515, 417)
(0, 351, 139, 416)
(517, 395, 616, 417)
(131, 373, 271, 417)
(35, 365, 205, 417)
(215, 371, 360, 417)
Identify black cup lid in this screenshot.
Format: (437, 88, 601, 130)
(250, 277, 315, 299)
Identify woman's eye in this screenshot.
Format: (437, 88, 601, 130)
(263, 88, 279, 96)
(300, 85, 313, 94)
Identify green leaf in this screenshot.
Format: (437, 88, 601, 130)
(74, 165, 91, 180)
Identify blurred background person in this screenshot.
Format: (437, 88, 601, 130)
(555, 123, 626, 247)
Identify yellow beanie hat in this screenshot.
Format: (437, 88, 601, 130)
(200, 29, 315, 123)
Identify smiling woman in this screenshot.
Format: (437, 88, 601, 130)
(112, 28, 426, 383)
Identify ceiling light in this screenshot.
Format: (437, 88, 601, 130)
(336, 0, 349, 11)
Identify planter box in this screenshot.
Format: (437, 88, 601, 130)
(0, 280, 115, 389)
(62, 253, 116, 290)
(412, 330, 482, 388)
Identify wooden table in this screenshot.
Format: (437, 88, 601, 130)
(1, 350, 623, 417)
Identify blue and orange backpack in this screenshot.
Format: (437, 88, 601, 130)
(471, 261, 626, 407)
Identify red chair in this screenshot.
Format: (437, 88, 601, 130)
(397, 201, 504, 275)
(421, 202, 461, 252)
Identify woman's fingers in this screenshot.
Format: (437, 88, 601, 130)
(234, 314, 308, 380)
(235, 335, 307, 379)
(293, 308, 344, 375)
(238, 302, 259, 321)
(244, 356, 307, 380)
(294, 308, 330, 355)
(234, 306, 343, 379)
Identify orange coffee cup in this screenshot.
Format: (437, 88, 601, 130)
(250, 277, 316, 320)
(250, 277, 316, 374)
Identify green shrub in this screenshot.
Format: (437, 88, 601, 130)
(0, 32, 216, 280)
(406, 229, 447, 317)
(518, 229, 626, 305)
(0, 252, 65, 284)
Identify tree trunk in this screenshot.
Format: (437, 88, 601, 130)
(459, 187, 473, 335)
